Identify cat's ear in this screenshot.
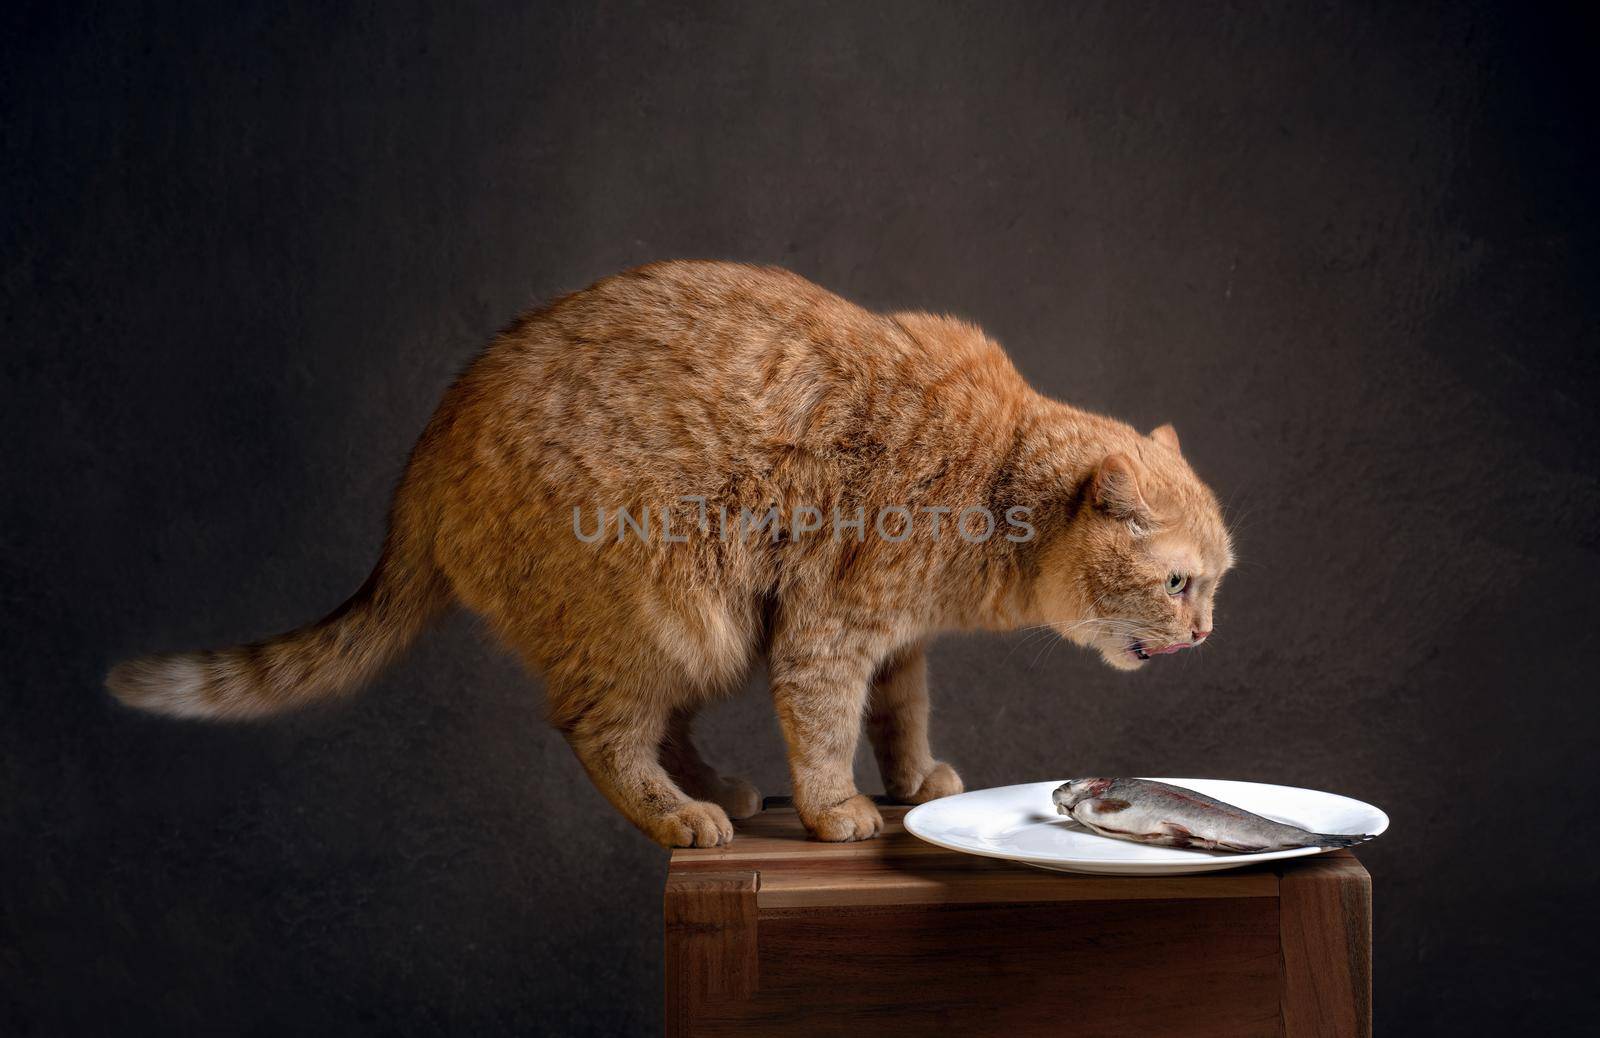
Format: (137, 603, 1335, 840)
(1092, 453, 1151, 524)
(1149, 424, 1180, 452)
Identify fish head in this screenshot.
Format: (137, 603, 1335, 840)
(1034, 435, 1233, 671)
(1052, 778, 1115, 811)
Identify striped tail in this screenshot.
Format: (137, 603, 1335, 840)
(1313, 833, 1375, 849)
(106, 533, 448, 721)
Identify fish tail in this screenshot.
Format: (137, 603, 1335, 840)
(1312, 833, 1375, 849)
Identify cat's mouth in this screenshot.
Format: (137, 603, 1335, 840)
(1126, 639, 1195, 662)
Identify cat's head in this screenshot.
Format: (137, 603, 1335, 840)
(1038, 424, 1233, 671)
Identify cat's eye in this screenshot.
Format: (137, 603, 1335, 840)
(1165, 573, 1188, 595)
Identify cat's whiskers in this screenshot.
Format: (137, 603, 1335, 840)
(1009, 614, 1173, 668)
(1014, 590, 1116, 635)
(1029, 633, 1059, 669)
(1000, 623, 1064, 666)
(1003, 613, 1133, 668)
(1055, 617, 1164, 639)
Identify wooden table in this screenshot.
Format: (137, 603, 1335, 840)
(665, 801, 1370, 1037)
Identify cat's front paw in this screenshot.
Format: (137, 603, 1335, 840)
(649, 800, 734, 848)
(807, 794, 883, 842)
(888, 761, 964, 804)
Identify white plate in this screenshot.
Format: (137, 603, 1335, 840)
(903, 778, 1388, 876)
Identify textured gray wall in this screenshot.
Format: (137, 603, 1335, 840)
(4, 1, 1596, 1033)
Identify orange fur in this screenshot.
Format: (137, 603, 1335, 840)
(108, 261, 1232, 846)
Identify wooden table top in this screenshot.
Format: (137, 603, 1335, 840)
(668, 800, 1365, 911)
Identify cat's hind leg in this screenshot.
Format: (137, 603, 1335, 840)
(866, 641, 963, 804)
(660, 707, 763, 820)
(558, 687, 734, 848)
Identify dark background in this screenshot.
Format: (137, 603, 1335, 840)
(4, 1, 1597, 1033)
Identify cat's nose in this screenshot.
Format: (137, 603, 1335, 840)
(1191, 629, 1210, 644)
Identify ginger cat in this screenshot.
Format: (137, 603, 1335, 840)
(109, 262, 1233, 847)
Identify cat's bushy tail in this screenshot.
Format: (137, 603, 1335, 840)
(106, 526, 448, 721)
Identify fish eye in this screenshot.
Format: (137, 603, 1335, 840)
(1164, 573, 1188, 595)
